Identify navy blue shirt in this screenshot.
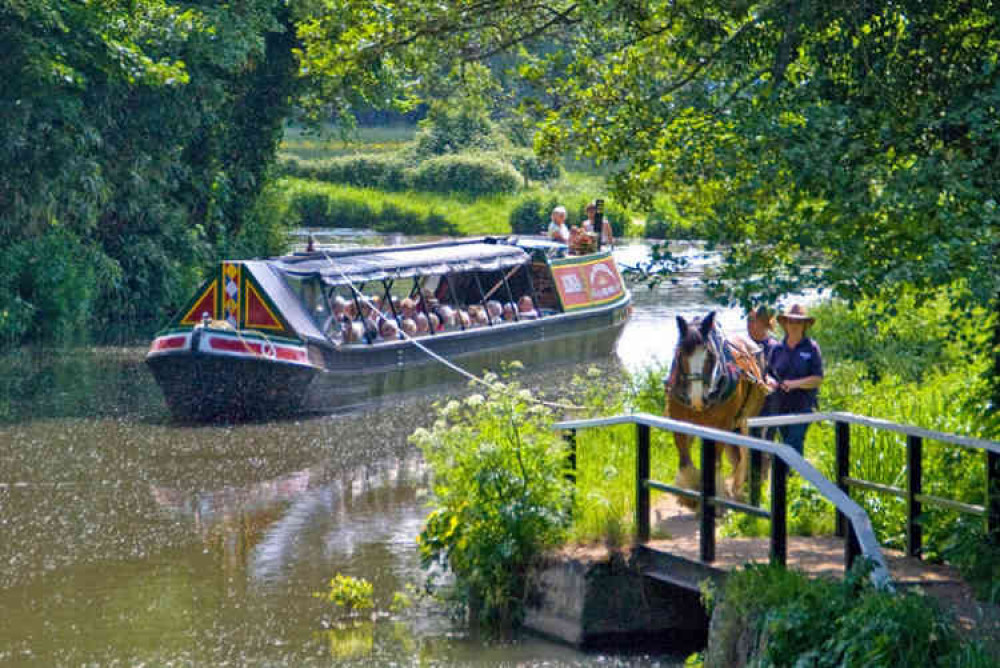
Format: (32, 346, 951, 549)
(769, 336, 823, 414)
(753, 335, 781, 415)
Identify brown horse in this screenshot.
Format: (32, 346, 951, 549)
(665, 312, 769, 502)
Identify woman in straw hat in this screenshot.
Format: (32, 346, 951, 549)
(767, 304, 824, 455)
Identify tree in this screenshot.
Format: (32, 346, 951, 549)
(306, 0, 1000, 395)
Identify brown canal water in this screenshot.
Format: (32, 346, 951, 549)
(0, 241, 741, 666)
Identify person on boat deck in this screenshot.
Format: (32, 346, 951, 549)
(582, 201, 614, 248)
(436, 305, 456, 330)
(746, 306, 780, 441)
(343, 321, 365, 344)
(400, 298, 417, 320)
(458, 310, 472, 330)
(428, 312, 441, 332)
(379, 318, 399, 340)
(548, 206, 570, 243)
(474, 309, 489, 327)
(767, 304, 824, 456)
(401, 318, 418, 337)
(415, 312, 430, 335)
(502, 303, 516, 321)
(486, 300, 503, 322)
(518, 295, 539, 319)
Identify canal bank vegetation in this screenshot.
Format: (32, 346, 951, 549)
(705, 563, 995, 668)
(411, 292, 1000, 642)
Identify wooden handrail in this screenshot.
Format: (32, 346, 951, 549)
(554, 412, 894, 590)
(747, 411, 1000, 553)
(747, 411, 1000, 455)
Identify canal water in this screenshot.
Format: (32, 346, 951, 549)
(0, 239, 744, 666)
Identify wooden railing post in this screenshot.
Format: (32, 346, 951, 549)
(770, 456, 787, 566)
(565, 429, 577, 483)
(845, 522, 861, 571)
(636, 424, 650, 544)
(749, 449, 763, 508)
(564, 429, 577, 518)
(700, 437, 716, 562)
(988, 451, 1000, 546)
(835, 421, 850, 538)
(906, 435, 923, 558)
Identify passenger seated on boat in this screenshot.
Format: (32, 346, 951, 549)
(486, 300, 502, 321)
(502, 303, 516, 321)
(343, 321, 365, 343)
(458, 310, 471, 329)
(436, 305, 456, 330)
(518, 295, 539, 319)
(428, 312, 441, 332)
(474, 309, 490, 327)
(415, 312, 430, 335)
(379, 318, 399, 341)
(401, 318, 418, 337)
(400, 298, 417, 319)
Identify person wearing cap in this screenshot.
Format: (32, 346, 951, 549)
(548, 206, 570, 243)
(767, 304, 824, 455)
(582, 201, 614, 248)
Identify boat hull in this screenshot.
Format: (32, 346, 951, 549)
(147, 298, 629, 420)
(147, 330, 320, 421)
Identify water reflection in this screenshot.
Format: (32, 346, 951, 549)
(1, 237, 738, 665)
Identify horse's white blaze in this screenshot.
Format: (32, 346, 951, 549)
(689, 347, 707, 411)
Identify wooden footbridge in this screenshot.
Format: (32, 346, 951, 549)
(554, 411, 1000, 628)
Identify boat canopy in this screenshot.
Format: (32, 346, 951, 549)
(273, 241, 530, 287)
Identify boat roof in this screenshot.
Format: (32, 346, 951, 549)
(271, 238, 531, 287)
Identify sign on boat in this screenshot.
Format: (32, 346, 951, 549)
(147, 236, 631, 420)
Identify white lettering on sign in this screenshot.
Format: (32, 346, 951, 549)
(560, 273, 584, 294)
(588, 263, 621, 299)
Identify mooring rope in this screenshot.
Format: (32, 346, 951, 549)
(318, 250, 585, 412)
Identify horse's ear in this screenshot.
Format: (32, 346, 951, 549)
(699, 311, 716, 337)
(676, 315, 688, 337)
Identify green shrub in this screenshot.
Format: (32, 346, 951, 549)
(508, 148, 562, 183)
(709, 563, 991, 668)
(278, 154, 408, 190)
(314, 574, 375, 616)
(409, 154, 523, 197)
(412, 374, 573, 628)
(508, 196, 562, 235)
(281, 181, 459, 235)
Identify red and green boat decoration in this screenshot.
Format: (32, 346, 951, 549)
(147, 237, 630, 421)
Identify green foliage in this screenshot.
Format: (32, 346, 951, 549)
(279, 179, 458, 235)
(409, 154, 523, 197)
(507, 148, 562, 184)
(412, 66, 509, 159)
(280, 154, 409, 190)
(412, 374, 572, 628)
(711, 563, 992, 668)
(940, 517, 1000, 605)
(314, 574, 375, 616)
(2, 0, 297, 346)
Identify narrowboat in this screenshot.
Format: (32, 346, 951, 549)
(147, 237, 631, 420)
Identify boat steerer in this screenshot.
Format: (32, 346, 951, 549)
(317, 249, 584, 412)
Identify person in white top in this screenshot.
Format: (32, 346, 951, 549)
(547, 206, 570, 243)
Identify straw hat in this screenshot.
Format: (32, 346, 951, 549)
(778, 303, 815, 328)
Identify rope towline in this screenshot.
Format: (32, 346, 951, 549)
(319, 251, 584, 412)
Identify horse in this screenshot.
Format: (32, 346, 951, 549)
(664, 311, 770, 503)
